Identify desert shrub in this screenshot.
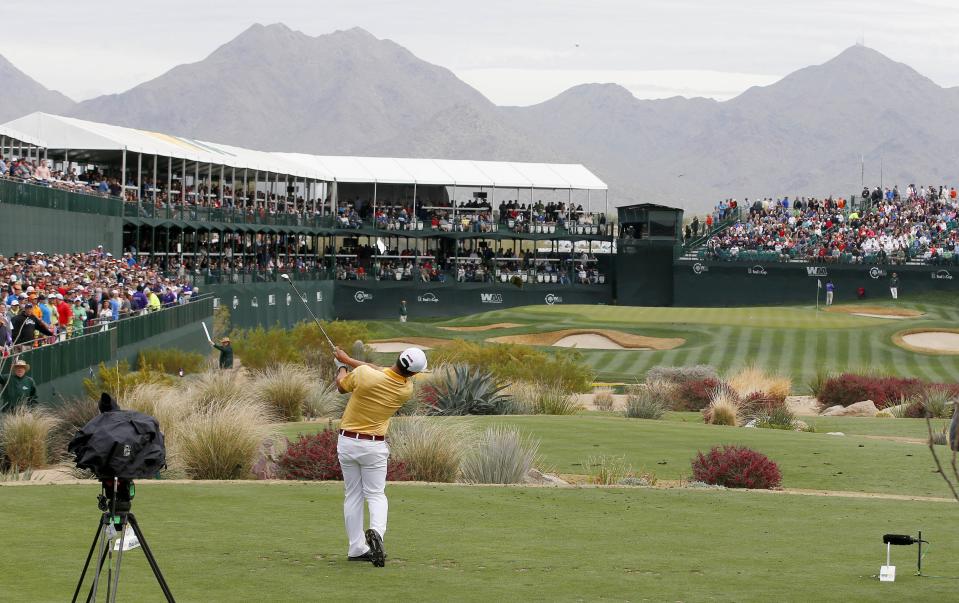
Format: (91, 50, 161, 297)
(420, 364, 511, 415)
(460, 426, 539, 484)
(904, 398, 927, 418)
(756, 405, 796, 430)
(817, 373, 928, 409)
(739, 390, 788, 418)
(930, 428, 951, 447)
(49, 397, 99, 457)
(499, 382, 538, 415)
(728, 366, 791, 405)
(428, 340, 593, 393)
(175, 399, 275, 479)
(388, 417, 471, 482)
(251, 365, 316, 422)
(212, 305, 231, 340)
(0, 409, 57, 469)
(231, 321, 372, 372)
(138, 349, 206, 375)
(584, 455, 634, 485)
(691, 445, 782, 489)
(646, 364, 719, 384)
(624, 381, 671, 419)
(703, 386, 742, 426)
(82, 361, 174, 401)
(277, 429, 408, 481)
(920, 386, 955, 419)
(183, 370, 252, 410)
(672, 378, 721, 411)
(532, 385, 582, 415)
(593, 387, 615, 412)
(304, 382, 346, 419)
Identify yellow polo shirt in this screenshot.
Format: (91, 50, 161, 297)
(339, 365, 414, 436)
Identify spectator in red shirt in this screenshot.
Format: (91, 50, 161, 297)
(56, 294, 73, 332)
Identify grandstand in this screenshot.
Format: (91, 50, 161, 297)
(7, 112, 959, 395)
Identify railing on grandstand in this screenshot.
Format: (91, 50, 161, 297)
(677, 206, 742, 257)
(0, 176, 122, 217)
(4, 295, 214, 385)
(124, 202, 337, 228)
(201, 269, 329, 285)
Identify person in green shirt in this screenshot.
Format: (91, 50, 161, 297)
(0, 359, 38, 413)
(399, 300, 408, 323)
(211, 337, 234, 369)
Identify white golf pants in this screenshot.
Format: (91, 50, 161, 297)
(337, 434, 389, 557)
(890, 287, 898, 299)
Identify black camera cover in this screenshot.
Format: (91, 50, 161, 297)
(68, 409, 166, 479)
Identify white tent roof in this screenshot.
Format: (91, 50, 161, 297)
(0, 112, 607, 190)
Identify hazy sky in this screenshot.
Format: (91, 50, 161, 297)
(3, 0, 958, 105)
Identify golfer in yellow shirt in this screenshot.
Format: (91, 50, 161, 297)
(334, 345, 427, 567)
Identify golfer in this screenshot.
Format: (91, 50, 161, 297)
(333, 345, 427, 567)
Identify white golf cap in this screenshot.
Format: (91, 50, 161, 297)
(398, 347, 427, 374)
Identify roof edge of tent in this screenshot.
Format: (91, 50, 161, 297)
(0, 112, 608, 191)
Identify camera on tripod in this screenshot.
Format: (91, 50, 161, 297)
(67, 393, 174, 603)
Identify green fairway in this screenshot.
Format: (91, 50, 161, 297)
(365, 296, 959, 386)
(3, 482, 958, 602)
(281, 415, 953, 497)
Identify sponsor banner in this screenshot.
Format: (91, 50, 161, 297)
(932, 269, 953, 280)
(480, 293, 503, 304)
(354, 290, 373, 303)
(417, 292, 440, 303)
(693, 262, 709, 275)
(747, 265, 767, 276)
(544, 293, 563, 305)
(869, 267, 887, 279)
(806, 266, 827, 277)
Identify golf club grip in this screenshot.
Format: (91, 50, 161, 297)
(282, 276, 337, 352)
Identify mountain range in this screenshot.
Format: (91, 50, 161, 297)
(2, 23, 958, 213)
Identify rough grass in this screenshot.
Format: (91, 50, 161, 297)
(0, 409, 57, 469)
(175, 400, 276, 479)
(251, 365, 316, 422)
(460, 426, 538, 484)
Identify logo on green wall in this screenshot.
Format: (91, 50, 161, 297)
(354, 291, 373, 303)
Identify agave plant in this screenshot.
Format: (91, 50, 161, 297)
(424, 363, 511, 416)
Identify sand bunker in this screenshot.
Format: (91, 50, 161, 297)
(488, 329, 683, 350)
(439, 323, 525, 332)
(368, 337, 451, 353)
(825, 305, 923, 319)
(895, 329, 959, 354)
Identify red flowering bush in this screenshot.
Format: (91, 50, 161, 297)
(672, 378, 721, 411)
(691, 445, 782, 489)
(817, 374, 927, 409)
(277, 429, 410, 481)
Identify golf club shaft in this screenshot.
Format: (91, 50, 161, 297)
(281, 276, 336, 352)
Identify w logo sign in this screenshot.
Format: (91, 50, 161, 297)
(480, 293, 503, 304)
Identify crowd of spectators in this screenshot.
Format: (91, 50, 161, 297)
(699, 185, 959, 265)
(0, 249, 198, 353)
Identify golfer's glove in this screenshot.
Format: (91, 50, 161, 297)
(334, 359, 349, 372)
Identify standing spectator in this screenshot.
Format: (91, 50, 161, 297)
(825, 280, 835, 306)
(0, 359, 38, 413)
(0, 303, 11, 350)
(110, 290, 121, 320)
(212, 337, 234, 369)
(398, 300, 408, 323)
(132, 286, 148, 313)
(71, 297, 86, 337)
(56, 294, 72, 339)
(97, 299, 113, 330)
(146, 287, 162, 312)
(889, 272, 899, 300)
(11, 302, 53, 347)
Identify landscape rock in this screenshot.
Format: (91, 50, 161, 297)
(821, 401, 878, 417)
(826, 432, 845, 436)
(524, 468, 568, 486)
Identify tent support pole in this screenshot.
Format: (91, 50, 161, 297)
(120, 148, 127, 203)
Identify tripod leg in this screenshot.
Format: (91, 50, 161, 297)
(128, 514, 176, 602)
(88, 520, 113, 603)
(73, 517, 106, 603)
(108, 514, 130, 603)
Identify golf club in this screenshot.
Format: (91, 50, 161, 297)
(279, 274, 337, 353)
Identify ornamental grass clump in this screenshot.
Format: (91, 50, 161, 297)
(0, 409, 57, 469)
(175, 399, 276, 479)
(755, 404, 796, 431)
(388, 417, 472, 482)
(703, 387, 742, 426)
(499, 382, 538, 415)
(624, 381, 671, 419)
(121, 383, 190, 434)
(584, 455, 634, 485)
(533, 385, 582, 415)
(460, 426, 539, 484)
(592, 387, 615, 412)
(185, 369, 253, 410)
(251, 364, 316, 422)
(303, 382, 346, 419)
(691, 445, 781, 489)
(728, 365, 791, 406)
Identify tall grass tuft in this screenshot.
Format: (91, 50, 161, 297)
(0, 465, 35, 482)
(0, 409, 57, 469)
(251, 365, 316, 422)
(756, 405, 796, 430)
(49, 397, 100, 457)
(533, 385, 582, 415)
(184, 370, 252, 410)
(175, 400, 276, 479)
(460, 426, 539, 484)
(728, 365, 791, 401)
(121, 383, 190, 435)
(584, 455, 634, 485)
(624, 381, 672, 419)
(704, 387, 741, 426)
(593, 387, 615, 412)
(304, 382, 346, 419)
(388, 417, 471, 482)
(920, 386, 954, 419)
